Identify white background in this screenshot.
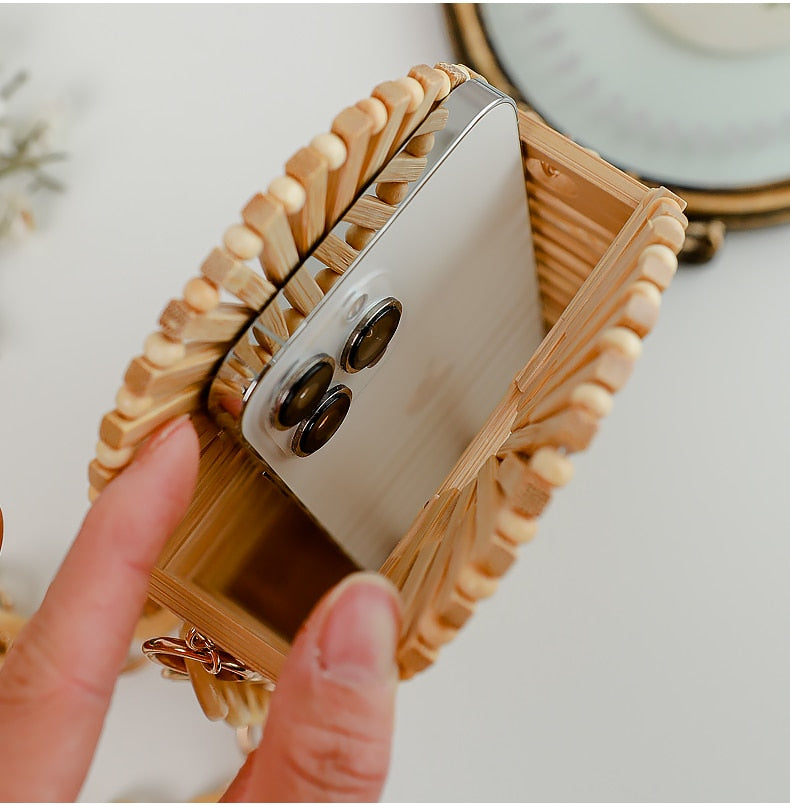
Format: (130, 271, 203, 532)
(0, 4, 788, 802)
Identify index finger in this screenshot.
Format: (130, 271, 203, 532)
(0, 416, 199, 801)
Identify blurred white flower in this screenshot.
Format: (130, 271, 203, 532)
(0, 68, 66, 244)
(0, 125, 13, 156)
(0, 184, 35, 241)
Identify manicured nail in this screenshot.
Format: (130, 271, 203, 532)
(133, 415, 191, 465)
(317, 573, 401, 685)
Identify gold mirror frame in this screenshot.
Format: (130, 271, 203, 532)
(446, 3, 790, 261)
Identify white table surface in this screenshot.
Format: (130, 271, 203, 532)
(0, 4, 788, 802)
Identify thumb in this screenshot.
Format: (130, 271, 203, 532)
(224, 572, 402, 802)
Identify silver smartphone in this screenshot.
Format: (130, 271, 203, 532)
(209, 79, 543, 572)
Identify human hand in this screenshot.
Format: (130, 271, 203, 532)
(0, 416, 402, 801)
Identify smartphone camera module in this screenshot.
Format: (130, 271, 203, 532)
(341, 297, 402, 373)
(292, 385, 352, 457)
(274, 355, 335, 430)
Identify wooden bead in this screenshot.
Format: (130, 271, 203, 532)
(88, 486, 101, 504)
(638, 243, 677, 290)
(268, 176, 307, 215)
(570, 383, 614, 418)
(356, 97, 388, 134)
(457, 565, 499, 601)
(115, 385, 154, 419)
(310, 132, 347, 171)
(405, 132, 434, 157)
(434, 68, 452, 100)
(600, 327, 642, 360)
(396, 76, 424, 113)
(95, 440, 135, 470)
(315, 267, 341, 293)
(495, 508, 537, 546)
(650, 214, 686, 252)
(417, 613, 458, 649)
(631, 279, 662, 307)
(223, 224, 263, 260)
(183, 277, 220, 313)
(345, 224, 375, 251)
(143, 332, 186, 368)
(283, 307, 305, 335)
(376, 181, 409, 205)
(531, 447, 573, 487)
(435, 62, 469, 92)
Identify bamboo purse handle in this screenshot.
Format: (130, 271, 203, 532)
(87, 63, 687, 729)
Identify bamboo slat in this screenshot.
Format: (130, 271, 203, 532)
(495, 452, 554, 519)
(286, 146, 328, 255)
(252, 299, 289, 355)
(500, 406, 598, 456)
(374, 152, 428, 184)
(313, 231, 358, 274)
(411, 106, 449, 137)
(242, 193, 300, 285)
(201, 248, 277, 310)
(361, 81, 411, 187)
(468, 457, 517, 578)
(88, 458, 115, 492)
(124, 343, 228, 398)
(99, 384, 203, 449)
(388, 65, 447, 162)
(279, 265, 323, 316)
(327, 106, 374, 224)
(513, 348, 634, 432)
(431, 482, 478, 628)
(160, 301, 254, 343)
(342, 194, 397, 230)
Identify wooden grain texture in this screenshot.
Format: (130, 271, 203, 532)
(380, 493, 448, 590)
(513, 349, 634, 432)
(286, 146, 328, 254)
(398, 489, 460, 634)
(388, 64, 447, 162)
(124, 343, 228, 398)
(501, 406, 598, 456)
(515, 191, 680, 398)
(530, 205, 611, 265)
(201, 247, 277, 310)
(496, 452, 553, 519)
(313, 231, 358, 274)
(327, 106, 374, 225)
(469, 456, 517, 578)
(361, 81, 411, 186)
(343, 194, 398, 230)
(99, 384, 203, 449)
(519, 109, 654, 232)
(242, 193, 300, 285)
(412, 106, 450, 137)
(279, 264, 323, 316)
(374, 152, 428, 184)
(431, 482, 478, 628)
(160, 301, 254, 343)
(252, 297, 289, 355)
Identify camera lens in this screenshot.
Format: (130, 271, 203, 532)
(292, 385, 352, 456)
(342, 297, 402, 373)
(275, 356, 335, 429)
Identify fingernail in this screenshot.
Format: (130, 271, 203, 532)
(132, 414, 191, 466)
(317, 573, 401, 685)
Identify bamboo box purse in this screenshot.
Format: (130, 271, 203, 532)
(86, 62, 687, 728)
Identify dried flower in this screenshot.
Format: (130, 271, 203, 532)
(0, 69, 66, 242)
